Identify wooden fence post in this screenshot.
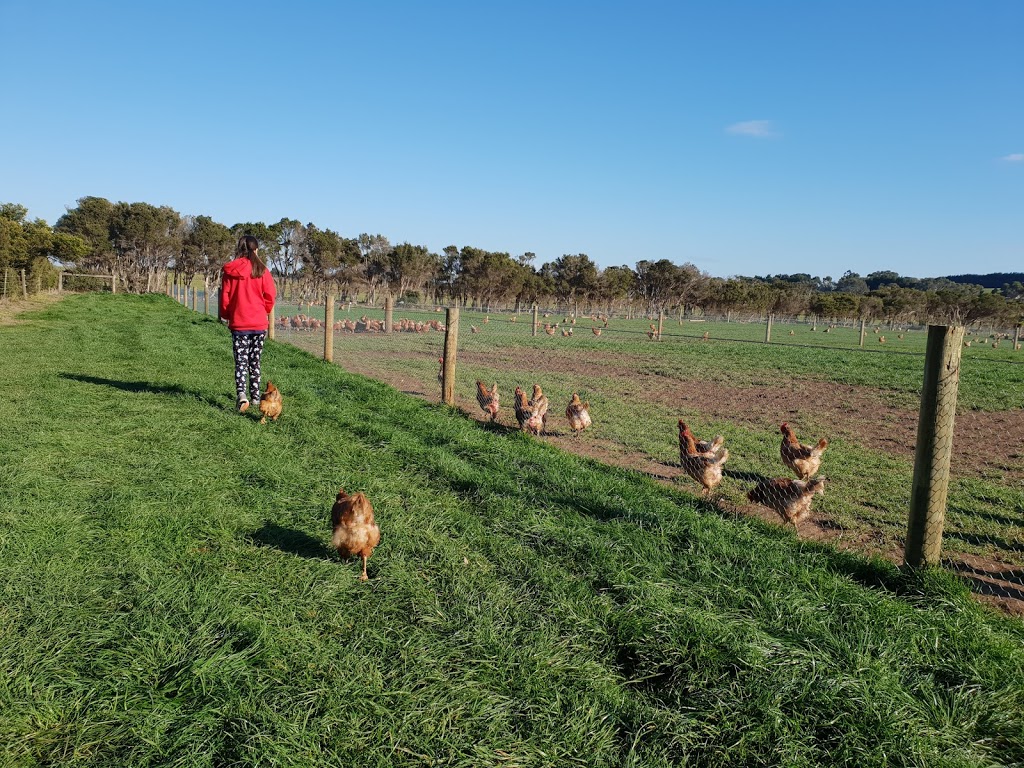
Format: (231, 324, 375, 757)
(385, 296, 394, 334)
(21, 269, 28, 299)
(658, 309, 665, 341)
(203, 279, 209, 316)
(2, 268, 7, 299)
(904, 325, 965, 568)
(442, 307, 459, 405)
(267, 305, 275, 341)
(324, 293, 335, 362)
(533, 304, 539, 337)
(58, 272, 64, 293)
(765, 314, 773, 343)
(859, 318, 866, 348)
(1014, 325, 1021, 349)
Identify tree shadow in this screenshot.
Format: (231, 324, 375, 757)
(60, 373, 228, 411)
(247, 521, 333, 560)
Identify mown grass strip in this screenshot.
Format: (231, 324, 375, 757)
(0, 293, 1022, 767)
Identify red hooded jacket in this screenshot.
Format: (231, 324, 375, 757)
(219, 257, 276, 331)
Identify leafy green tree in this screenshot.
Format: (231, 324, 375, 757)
(181, 216, 233, 289)
(357, 233, 391, 304)
(386, 243, 441, 301)
(55, 196, 116, 272)
(545, 254, 599, 312)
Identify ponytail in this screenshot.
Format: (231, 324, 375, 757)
(236, 235, 267, 278)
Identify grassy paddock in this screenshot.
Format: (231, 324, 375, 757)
(2, 293, 1023, 767)
(271, 303, 1024, 571)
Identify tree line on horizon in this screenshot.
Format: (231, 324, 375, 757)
(1, 197, 1021, 328)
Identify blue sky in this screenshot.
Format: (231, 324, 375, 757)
(2, 1, 1021, 279)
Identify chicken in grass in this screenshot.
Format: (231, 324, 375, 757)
(475, 380, 500, 422)
(529, 384, 549, 435)
(565, 392, 592, 438)
(258, 381, 283, 424)
(677, 420, 729, 496)
(513, 386, 535, 432)
(779, 422, 828, 480)
(747, 477, 825, 529)
(678, 420, 725, 457)
(331, 488, 381, 581)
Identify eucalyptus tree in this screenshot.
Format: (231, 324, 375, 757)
(385, 243, 442, 303)
(105, 202, 182, 293)
(55, 196, 116, 273)
(357, 233, 391, 304)
(303, 224, 352, 300)
(596, 265, 635, 316)
(181, 215, 233, 300)
(544, 253, 599, 314)
(454, 247, 525, 310)
(270, 218, 305, 282)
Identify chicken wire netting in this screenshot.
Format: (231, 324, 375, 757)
(191, 292, 1024, 608)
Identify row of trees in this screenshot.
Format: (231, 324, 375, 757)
(1, 197, 1020, 329)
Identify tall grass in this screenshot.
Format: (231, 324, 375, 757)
(1, 293, 1022, 767)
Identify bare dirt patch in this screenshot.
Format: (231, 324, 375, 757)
(0, 293, 63, 326)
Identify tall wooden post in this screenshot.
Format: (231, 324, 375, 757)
(442, 307, 459, 405)
(533, 304, 539, 337)
(268, 305, 275, 341)
(658, 309, 665, 341)
(324, 294, 335, 362)
(3, 268, 8, 299)
(190, 287, 196, 311)
(859, 318, 867, 348)
(21, 269, 28, 299)
(905, 325, 965, 568)
(58, 272, 64, 293)
(384, 296, 394, 334)
(112, 273, 117, 294)
(1014, 325, 1021, 349)
(765, 314, 773, 343)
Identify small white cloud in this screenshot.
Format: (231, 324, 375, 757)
(1002, 153, 1024, 163)
(726, 120, 778, 138)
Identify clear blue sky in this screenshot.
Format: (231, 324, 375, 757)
(3, 1, 1021, 279)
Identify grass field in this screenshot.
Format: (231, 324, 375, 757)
(3, 293, 1023, 767)
(265, 300, 1024, 583)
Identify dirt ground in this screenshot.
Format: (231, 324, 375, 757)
(342, 348, 1024, 616)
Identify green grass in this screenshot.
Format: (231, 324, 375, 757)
(271, 302, 1024, 568)
(2, 293, 1024, 767)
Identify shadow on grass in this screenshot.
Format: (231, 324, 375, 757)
(60, 372, 228, 411)
(247, 521, 334, 560)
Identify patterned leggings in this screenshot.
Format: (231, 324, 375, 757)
(232, 331, 266, 404)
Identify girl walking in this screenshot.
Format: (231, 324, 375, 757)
(219, 235, 277, 412)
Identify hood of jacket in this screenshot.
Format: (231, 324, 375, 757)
(223, 257, 254, 279)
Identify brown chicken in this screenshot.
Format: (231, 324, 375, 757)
(475, 380, 500, 422)
(565, 392, 592, 437)
(678, 420, 725, 456)
(513, 386, 536, 433)
(678, 420, 729, 496)
(779, 422, 828, 480)
(529, 384, 549, 434)
(747, 477, 825, 529)
(331, 488, 381, 581)
(258, 381, 282, 424)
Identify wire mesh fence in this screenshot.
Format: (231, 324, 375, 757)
(189, 290, 1024, 608)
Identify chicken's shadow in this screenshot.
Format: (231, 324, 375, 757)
(722, 468, 773, 485)
(247, 522, 333, 560)
(60, 373, 227, 411)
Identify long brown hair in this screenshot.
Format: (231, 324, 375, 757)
(236, 235, 267, 278)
